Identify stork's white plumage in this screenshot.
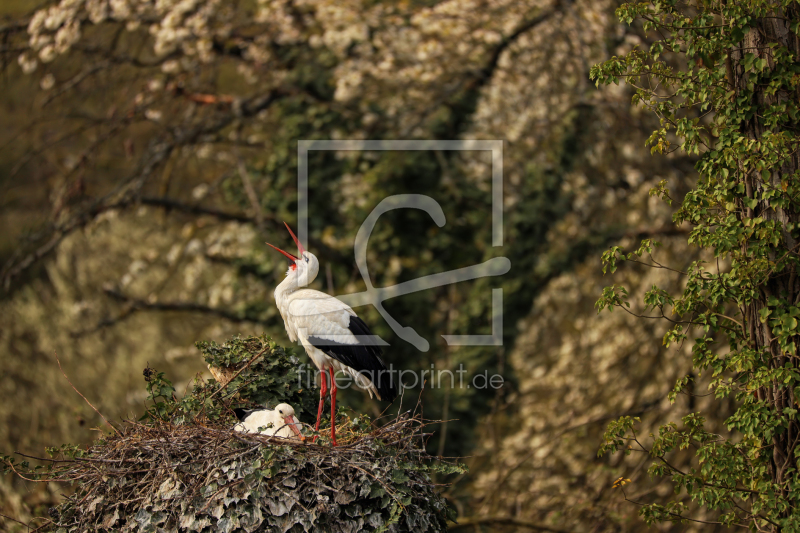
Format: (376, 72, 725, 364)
(266, 223, 397, 446)
(233, 403, 304, 441)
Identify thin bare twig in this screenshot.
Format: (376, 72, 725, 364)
(54, 351, 120, 435)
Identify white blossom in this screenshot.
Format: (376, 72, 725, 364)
(43, 6, 68, 30)
(161, 59, 181, 73)
(54, 20, 81, 53)
(40, 73, 56, 90)
(39, 45, 57, 63)
(110, 0, 132, 19)
(86, 0, 109, 24)
(147, 78, 164, 92)
(18, 52, 38, 74)
(144, 109, 163, 121)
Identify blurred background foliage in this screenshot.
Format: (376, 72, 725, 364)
(0, 0, 726, 530)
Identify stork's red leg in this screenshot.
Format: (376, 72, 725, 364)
(313, 370, 328, 442)
(328, 367, 337, 446)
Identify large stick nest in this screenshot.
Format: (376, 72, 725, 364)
(3, 335, 461, 533)
(44, 414, 451, 533)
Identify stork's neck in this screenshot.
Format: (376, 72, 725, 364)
(274, 274, 298, 310)
(274, 260, 318, 311)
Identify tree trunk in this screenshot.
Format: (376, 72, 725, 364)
(735, 8, 800, 527)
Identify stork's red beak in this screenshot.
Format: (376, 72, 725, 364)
(284, 415, 305, 441)
(265, 242, 298, 263)
(265, 222, 306, 265)
(283, 222, 306, 256)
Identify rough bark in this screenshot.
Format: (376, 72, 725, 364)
(735, 9, 800, 525)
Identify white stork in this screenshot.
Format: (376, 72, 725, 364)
(233, 403, 305, 441)
(266, 223, 397, 446)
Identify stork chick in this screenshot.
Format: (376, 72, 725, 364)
(233, 403, 305, 441)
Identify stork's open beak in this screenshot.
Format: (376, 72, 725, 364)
(265, 222, 306, 265)
(284, 415, 305, 441)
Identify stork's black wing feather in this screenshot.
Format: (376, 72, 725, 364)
(233, 408, 256, 422)
(308, 316, 397, 402)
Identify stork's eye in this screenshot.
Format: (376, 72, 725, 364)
(304, 256, 309, 263)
